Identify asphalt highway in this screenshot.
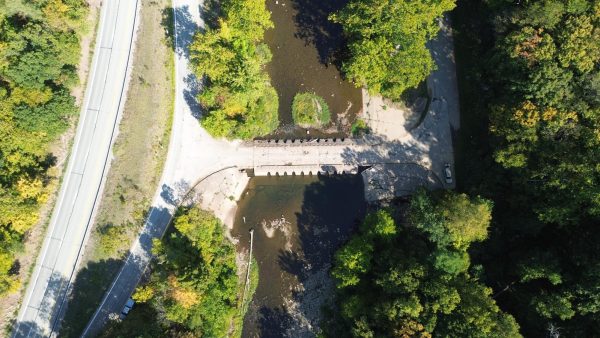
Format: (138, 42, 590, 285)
(11, 1, 139, 337)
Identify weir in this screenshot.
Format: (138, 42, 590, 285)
(248, 137, 383, 177)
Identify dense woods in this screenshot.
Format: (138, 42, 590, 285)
(324, 0, 600, 336)
(190, 0, 279, 139)
(453, 0, 600, 336)
(324, 191, 520, 337)
(0, 0, 88, 296)
(331, 0, 456, 100)
(102, 207, 255, 337)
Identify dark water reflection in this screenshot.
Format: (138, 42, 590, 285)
(264, 0, 362, 138)
(233, 175, 366, 337)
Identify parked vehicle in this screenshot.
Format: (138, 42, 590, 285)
(120, 298, 135, 319)
(444, 163, 453, 184)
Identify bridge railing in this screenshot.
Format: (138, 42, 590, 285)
(251, 137, 357, 147)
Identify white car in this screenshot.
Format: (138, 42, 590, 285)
(120, 298, 135, 319)
(444, 163, 453, 184)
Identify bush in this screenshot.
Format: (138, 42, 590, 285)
(97, 224, 130, 258)
(291, 92, 331, 128)
(351, 119, 369, 136)
(0, 0, 89, 296)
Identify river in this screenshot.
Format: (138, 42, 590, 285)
(232, 175, 366, 337)
(264, 0, 362, 138)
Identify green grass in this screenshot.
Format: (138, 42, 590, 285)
(291, 92, 331, 128)
(59, 1, 175, 336)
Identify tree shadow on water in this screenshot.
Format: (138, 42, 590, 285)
(291, 0, 351, 68)
(293, 175, 366, 274)
(258, 306, 296, 338)
(265, 175, 366, 336)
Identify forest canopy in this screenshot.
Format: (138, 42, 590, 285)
(101, 207, 255, 337)
(323, 191, 520, 337)
(0, 0, 88, 296)
(453, 0, 600, 336)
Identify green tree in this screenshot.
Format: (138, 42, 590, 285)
(113, 207, 254, 337)
(451, 0, 600, 335)
(324, 193, 519, 337)
(331, 0, 456, 100)
(0, 0, 88, 297)
(190, 0, 279, 139)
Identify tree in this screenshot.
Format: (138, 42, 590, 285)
(452, 0, 600, 335)
(189, 0, 279, 139)
(409, 190, 492, 251)
(323, 193, 519, 337)
(0, 0, 88, 297)
(331, 0, 456, 100)
(115, 207, 253, 337)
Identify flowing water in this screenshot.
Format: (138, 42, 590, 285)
(232, 175, 366, 337)
(264, 0, 362, 138)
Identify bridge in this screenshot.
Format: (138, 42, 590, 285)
(246, 136, 433, 175)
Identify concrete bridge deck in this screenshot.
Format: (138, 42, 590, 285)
(247, 136, 432, 176)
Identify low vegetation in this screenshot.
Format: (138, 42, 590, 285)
(350, 119, 369, 137)
(101, 207, 257, 337)
(331, 0, 456, 101)
(190, 0, 279, 139)
(0, 0, 88, 296)
(291, 92, 331, 128)
(323, 191, 520, 337)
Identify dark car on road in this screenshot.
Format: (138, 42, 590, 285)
(120, 298, 135, 319)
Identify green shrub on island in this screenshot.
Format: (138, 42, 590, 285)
(291, 92, 331, 128)
(190, 0, 279, 139)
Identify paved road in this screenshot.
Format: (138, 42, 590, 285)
(80, 0, 213, 336)
(11, 1, 139, 337)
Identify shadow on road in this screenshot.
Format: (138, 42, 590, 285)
(58, 258, 125, 338)
(58, 201, 175, 338)
(12, 271, 68, 338)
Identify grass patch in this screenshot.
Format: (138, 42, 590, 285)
(291, 92, 331, 128)
(59, 0, 175, 336)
